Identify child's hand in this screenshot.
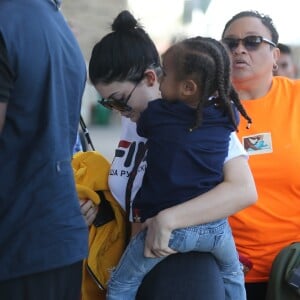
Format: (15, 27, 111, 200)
(131, 222, 143, 238)
(239, 253, 253, 275)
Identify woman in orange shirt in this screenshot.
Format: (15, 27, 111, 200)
(222, 10, 300, 300)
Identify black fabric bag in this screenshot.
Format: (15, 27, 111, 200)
(266, 242, 300, 300)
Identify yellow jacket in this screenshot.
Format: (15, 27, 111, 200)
(72, 151, 127, 300)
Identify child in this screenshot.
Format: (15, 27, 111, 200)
(106, 36, 252, 300)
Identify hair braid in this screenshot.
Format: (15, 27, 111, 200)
(203, 38, 238, 129)
(182, 38, 217, 129)
(229, 87, 252, 129)
(206, 38, 242, 129)
(177, 36, 251, 130)
(212, 38, 253, 128)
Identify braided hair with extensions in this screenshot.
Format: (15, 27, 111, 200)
(163, 36, 252, 131)
(204, 37, 252, 129)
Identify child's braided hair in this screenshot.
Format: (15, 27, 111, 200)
(163, 36, 252, 130)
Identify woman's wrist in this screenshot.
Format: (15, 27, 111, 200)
(157, 207, 179, 232)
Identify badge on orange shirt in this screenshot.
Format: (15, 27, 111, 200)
(242, 132, 273, 155)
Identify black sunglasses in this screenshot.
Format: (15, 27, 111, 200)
(98, 81, 139, 112)
(222, 35, 277, 52)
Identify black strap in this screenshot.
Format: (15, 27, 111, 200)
(92, 191, 115, 227)
(125, 141, 148, 218)
(79, 115, 95, 151)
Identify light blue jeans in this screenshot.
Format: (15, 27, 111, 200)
(106, 219, 245, 300)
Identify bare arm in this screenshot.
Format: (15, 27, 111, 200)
(143, 155, 257, 257)
(0, 101, 7, 134)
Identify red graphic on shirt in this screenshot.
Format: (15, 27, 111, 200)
(115, 140, 146, 168)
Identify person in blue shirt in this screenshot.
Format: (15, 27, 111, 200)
(104, 35, 252, 300)
(0, 1, 88, 299)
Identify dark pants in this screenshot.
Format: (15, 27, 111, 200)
(245, 282, 268, 300)
(0, 261, 83, 300)
(136, 252, 225, 300)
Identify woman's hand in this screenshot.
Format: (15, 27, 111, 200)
(141, 156, 257, 258)
(79, 199, 98, 226)
(142, 211, 177, 258)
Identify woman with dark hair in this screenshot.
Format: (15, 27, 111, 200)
(86, 10, 257, 299)
(221, 10, 300, 300)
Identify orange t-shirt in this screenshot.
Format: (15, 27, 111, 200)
(230, 76, 300, 282)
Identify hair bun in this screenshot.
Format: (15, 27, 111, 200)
(112, 10, 139, 32)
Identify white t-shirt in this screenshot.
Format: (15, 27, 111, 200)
(109, 117, 247, 210)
